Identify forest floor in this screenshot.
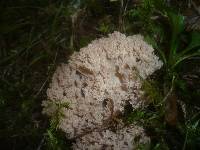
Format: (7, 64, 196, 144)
(0, 0, 200, 150)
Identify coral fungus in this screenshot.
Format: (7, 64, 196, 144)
(43, 32, 162, 149)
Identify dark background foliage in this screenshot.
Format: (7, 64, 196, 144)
(0, 0, 199, 149)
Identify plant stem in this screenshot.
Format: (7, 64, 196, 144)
(182, 129, 188, 150)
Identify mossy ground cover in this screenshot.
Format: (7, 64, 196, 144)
(0, 0, 200, 149)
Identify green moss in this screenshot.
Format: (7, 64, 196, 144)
(45, 101, 71, 150)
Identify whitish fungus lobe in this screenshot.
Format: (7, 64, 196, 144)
(42, 32, 163, 149)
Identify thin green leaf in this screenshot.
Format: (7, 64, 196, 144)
(144, 35, 167, 64)
(180, 31, 200, 56)
(172, 52, 200, 69)
(167, 11, 184, 56)
(192, 120, 199, 129)
(29, 54, 46, 67)
(51, 3, 64, 36)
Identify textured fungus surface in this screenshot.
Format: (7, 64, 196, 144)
(73, 125, 150, 150)
(42, 32, 163, 149)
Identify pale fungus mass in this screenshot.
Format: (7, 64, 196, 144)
(42, 32, 163, 149)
